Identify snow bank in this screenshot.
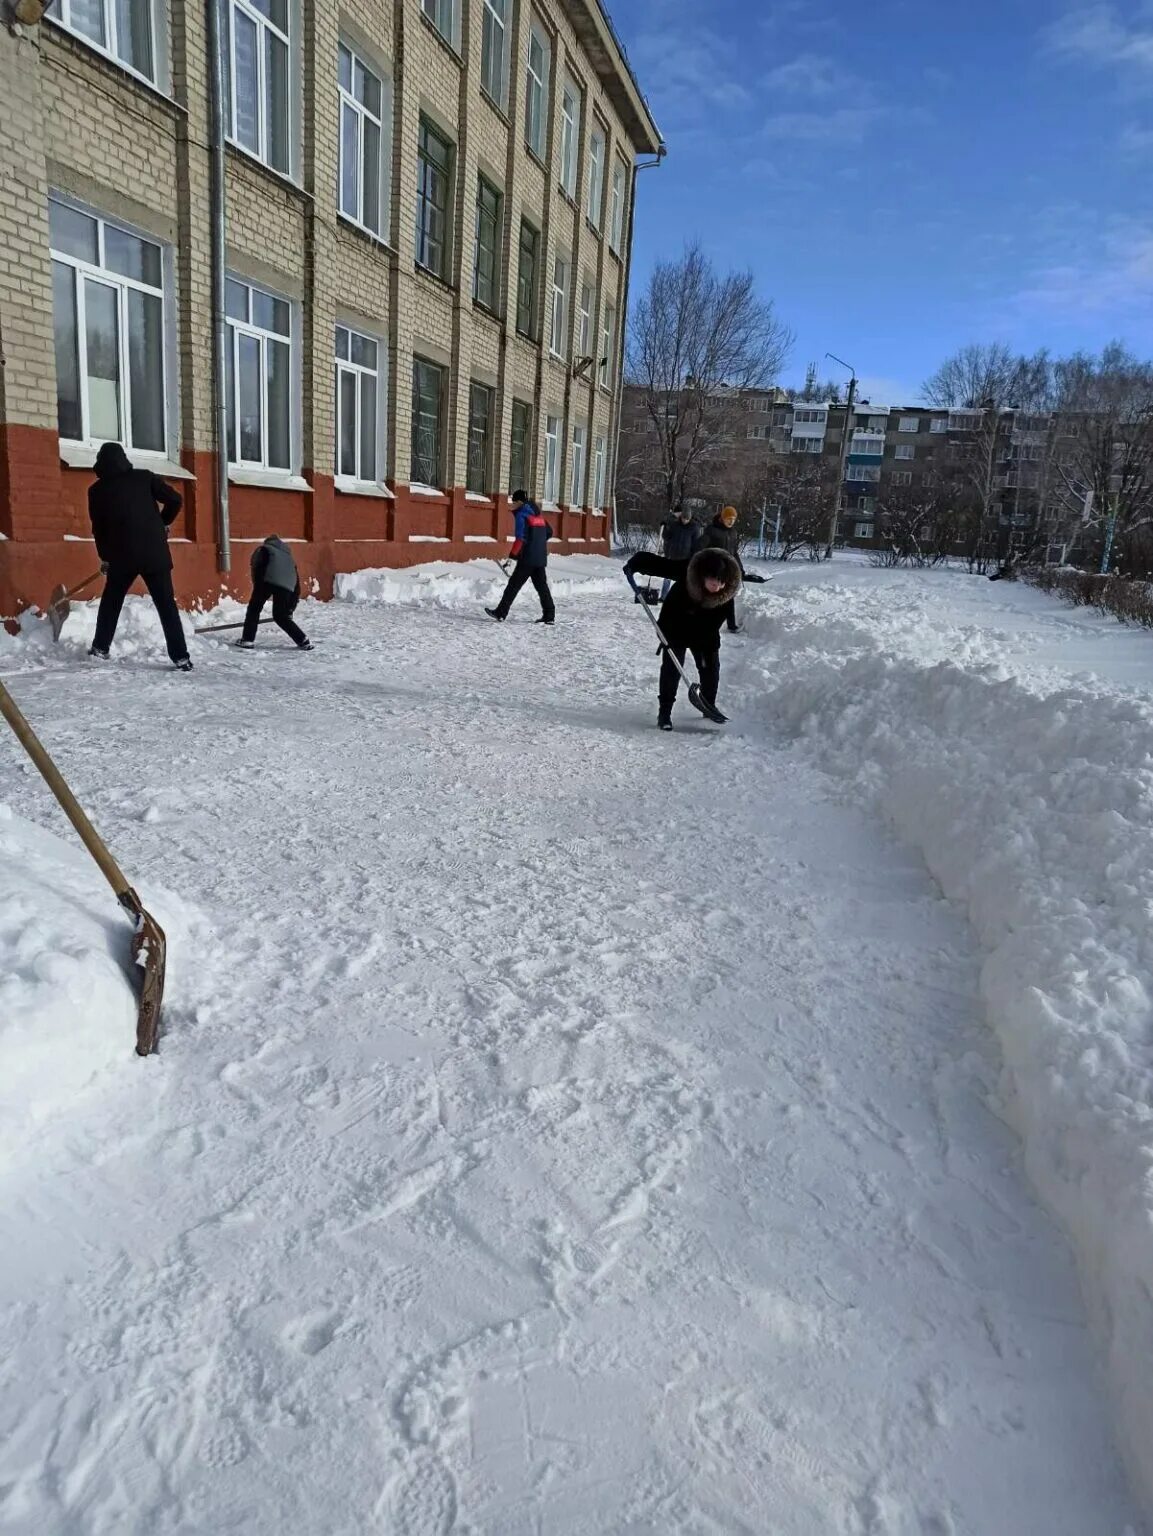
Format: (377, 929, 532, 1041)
(0, 804, 139, 1148)
(747, 579, 1153, 1517)
(0, 592, 198, 667)
(334, 553, 624, 607)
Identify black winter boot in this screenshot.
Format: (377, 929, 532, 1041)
(658, 705, 673, 732)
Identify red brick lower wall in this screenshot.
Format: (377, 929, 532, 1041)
(0, 426, 610, 619)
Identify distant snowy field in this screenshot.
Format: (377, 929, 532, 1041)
(0, 555, 1149, 1534)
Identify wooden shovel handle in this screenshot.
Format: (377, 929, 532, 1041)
(0, 679, 131, 902)
(49, 571, 104, 612)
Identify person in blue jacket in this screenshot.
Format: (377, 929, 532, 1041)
(485, 490, 555, 624)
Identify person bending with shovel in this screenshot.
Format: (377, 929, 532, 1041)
(623, 546, 742, 731)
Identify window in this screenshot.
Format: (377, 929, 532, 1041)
(857, 496, 874, 512)
(467, 382, 494, 494)
(473, 176, 502, 311)
(550, 254, 569, 357)
(421, 0, 455, 46)
(560, 78, 580, 196)
(587, 131, 605, 226)
(49, 0, 158, 81)
(50, 200, 168, 455)
(416, 117, 453, 279)
(225, 276, 293, 469)
(510, 399, 532, 492)
(898, 416, 920, 433)
(791, 438, 822, 454)
(599, 304, 616, 387)
(854, 521, 874, 539)
(948, 412, 982, 431)
(516, 220, 540, 338)
(525, 23, 549, 159)
(571, 423, 586, 505)
(747, 425, 770, 440)
(848, 464, 882, 483)
(578, 280, 593, 356)
(593, 434, 606, 507)
(892, 470, 913, 486)
(793, 408, 827, 425)
(338, 44, 387, 239)
(226, 0, 291, 174)
(480, 0, 508, 104)
(544, 414, 560, 501)
(894, 444, 915, 460)
(930, 417, 948, 433)
(411, 357, 445, 486)
(609, 156, 627, 251)
(335, 324, 382, 484)
(751, 397, 773, 413)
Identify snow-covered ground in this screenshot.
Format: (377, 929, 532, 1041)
(0, 556, 1148, 1534)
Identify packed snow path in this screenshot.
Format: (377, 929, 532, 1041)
(0, 563, 1143, 1535)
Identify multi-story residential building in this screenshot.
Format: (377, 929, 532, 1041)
(0, 0, 661, 614)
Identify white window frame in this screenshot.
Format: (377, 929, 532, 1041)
(793, 408, 827, 425)
(599, 304, 615, 388)
(335, 323, 385, 488)
(609, 156, 627, 252)
(338, 42, 390, 241)
(550, 253, 569, 359)
(930, 417, 948, 433)
(560, 77, 580, 197)
(593, 433, 606, 507)
(747, 425, 770, 440)
(226, 276, 296, 472)
(892, 470, 913, 486)
(578, 280, 593, 357)
(525, 22, 549, 160)
(570, 422, 587, 506)
(587, 130, 605, 226)
(854, 521, 874, 539)
(48, 0, 165, 87)
(849, 464, 882, 484)
(49, 198, 172, 459)
(480, 0, 509, 104)
(898, 416, 920, 433)
(544, 414, 560, 502)
(894, 443, 915, 460)
(226, 0, 294, 177)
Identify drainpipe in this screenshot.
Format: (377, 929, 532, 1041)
(206, 0, 230, 572)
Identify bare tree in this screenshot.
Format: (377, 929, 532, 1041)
(740, 453, 837, 560)
(627, 242, 793, 518)
(873, 470, 955, 567)
(922, 343, 1050, 411)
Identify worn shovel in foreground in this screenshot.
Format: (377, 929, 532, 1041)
(47, 570, 103, 641)
(0, 680, 165, 1054)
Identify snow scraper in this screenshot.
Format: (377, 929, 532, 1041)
(47, 570, 103, 641)
(0, 680, 166, 1055)
(625, 574, 728, 725)
(194, 617, 275, 635)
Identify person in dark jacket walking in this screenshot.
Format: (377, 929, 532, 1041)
(659, 507, 700, 598)
(485, 490, 555, 623)
(88, 442, 192, 669)
(623, 545, 742, 730)
(699, 505, 745, 632)
(235, 535, 312, 650)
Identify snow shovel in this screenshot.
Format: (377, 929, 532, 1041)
(0, 680, 166, 1056)
(625, 575, 728, 725)
(194, 617, 274, 635)
(47, 570, 103, 641)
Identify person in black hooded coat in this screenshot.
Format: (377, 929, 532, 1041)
(623, 546, 742, 729)
(88, 442, 191, 668)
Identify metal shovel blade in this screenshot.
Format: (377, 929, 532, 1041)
(119, 889, 167, 1056)
(47, 584, 70, 642)
(687, 683, 728, 725)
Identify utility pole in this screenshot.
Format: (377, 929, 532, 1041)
(825, 354, 857, 559)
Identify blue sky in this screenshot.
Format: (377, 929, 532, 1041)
(609, 0, 1153, 403)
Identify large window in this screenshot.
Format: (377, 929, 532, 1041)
(473, 176, 502, 312)
(227, 0, 291, 175)
(570, 423, 586, 506)
(599, 303, 615, 387)
(516, 219, 540, 337)
(225, 277, 293, 470)
(467, 383, 494, 494)
(416, 117, 453, 279)
(578, 280, 593, 357)
(50, 200, 167, 454)
(894, 444, 915, 460)
(593, 434, 606, 507)
(335, 325, 382, 485)
(510, 399, 532, 492)
(849, 464, 882, 484)
(544, 415, 560, 501)
(898, 416, 920, 433)
(338, 44, 387, 239)
(421, 0, 456, 46)
(609, 156, 627, 251)
(550, 254, 569, 358)
(525, 23, 549, 159)
(560, 78, 580, 196)
(587, 130, 605, 226)
(49, 0, 157, 81)
(480, 0, 508, 104)
(411, 358, 445, 487)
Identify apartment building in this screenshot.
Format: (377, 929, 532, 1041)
(0, 0, 661, 614)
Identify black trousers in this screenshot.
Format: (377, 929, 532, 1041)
(721, 597, 739, 632)
(495, 563, 554, 620)
(94, 564, 188, 662)
(242, 581, 307, 645)
(659, 643, 720, 708)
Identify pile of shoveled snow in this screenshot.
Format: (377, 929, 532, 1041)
(0, 804, 139, 1147)
(334, 552, 625, 608)
(744, 574, 1153, 1515)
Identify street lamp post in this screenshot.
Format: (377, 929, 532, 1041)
(826, 353, 857, 560)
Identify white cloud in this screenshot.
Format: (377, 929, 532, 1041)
(761, 53, 853, 97)
(1119, 120, 1153, 151)
(756, 105, 884, 145)
(628, 16, 752, 126)
(1045, 4, 1153, 72)
(1015, 221, 1153, 317)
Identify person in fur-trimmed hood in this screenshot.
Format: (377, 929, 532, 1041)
(623, 546, 742, 730)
